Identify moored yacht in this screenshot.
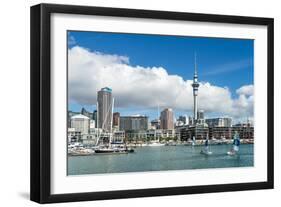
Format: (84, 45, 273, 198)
(147, 141, 165, 147)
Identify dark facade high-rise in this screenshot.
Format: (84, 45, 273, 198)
(120, 116, 148, 131)
(113, 112, 120, 129)
(93, 110, 97, 128)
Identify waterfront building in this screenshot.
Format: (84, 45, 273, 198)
(81, 134, 98, 145)
(125, 130, 148, 142)
(67, 127, 81, 142)
(146, 129, 163, 140)
(81, 128, 103, 145)
(161, 129, 175, 139)
(160, 108, 174, 129)
(146, 129, 156, 139)
(206, 117, 232, 127)
(70, 114, 90, 135)
(97, 87, 113, 132)
(89, 127, 102, 135)
(67, 110, 80, 127)
(120, 115, 148, 131)
(231, 125, 254, 140)
(113, 130, 125, 142)
(179, 124, 254, 141)
(179, 125, 209, 141)
(175, 126, 185, 140)
(189, 125, 209, 140)
(209, 127, 232, 139)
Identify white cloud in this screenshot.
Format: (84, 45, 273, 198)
(68, 46, 253, 119)
(236, 84, 254, 96)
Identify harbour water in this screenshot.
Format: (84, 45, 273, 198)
(68, 144, 253, 175)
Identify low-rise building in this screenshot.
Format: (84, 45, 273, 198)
(70, 114, 90, 135)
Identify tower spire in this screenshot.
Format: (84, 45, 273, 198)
(194, 52, 197, 77)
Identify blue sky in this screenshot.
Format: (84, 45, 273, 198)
(68, 31, 254, 121)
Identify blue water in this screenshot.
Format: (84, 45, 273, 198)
(67, 144, 253, 175)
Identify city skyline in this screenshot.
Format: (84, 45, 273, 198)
(69, 99, 251, 126)
(68, 31, 254, 123)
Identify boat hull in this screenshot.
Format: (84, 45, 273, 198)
(200, 150, 212, 155)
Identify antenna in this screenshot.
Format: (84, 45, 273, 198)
(194, 52, 197, 76)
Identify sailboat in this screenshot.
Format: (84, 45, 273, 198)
(200, 134, 212, 155)
(227, 131, 240, 156)
(192, 136, 196, 146)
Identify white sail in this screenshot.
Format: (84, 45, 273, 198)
(192, 136, 196, 146)
(227, 132, 240, 155)
(201, 134, 212, 155)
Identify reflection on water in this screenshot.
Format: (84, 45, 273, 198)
(68, 144, 253, 175)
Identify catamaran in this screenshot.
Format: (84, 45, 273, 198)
(200, 135, 212, 155)
(227, 131, 240, 156)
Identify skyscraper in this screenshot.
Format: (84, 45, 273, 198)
(113, 112, 120, 129)
(97, 87, 113, 132)
(93, 110, 97, 128)
(160, 108, 174, 129)
(192, 54, 200, 123)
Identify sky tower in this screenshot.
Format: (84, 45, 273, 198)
(192, 53, 200, 123)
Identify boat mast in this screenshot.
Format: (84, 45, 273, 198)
(109, 98, 115, 146)
(96, 102, 100, 146)
(157, 103, 160, 142)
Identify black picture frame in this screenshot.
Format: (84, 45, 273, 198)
(30, 3, 274, 204)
